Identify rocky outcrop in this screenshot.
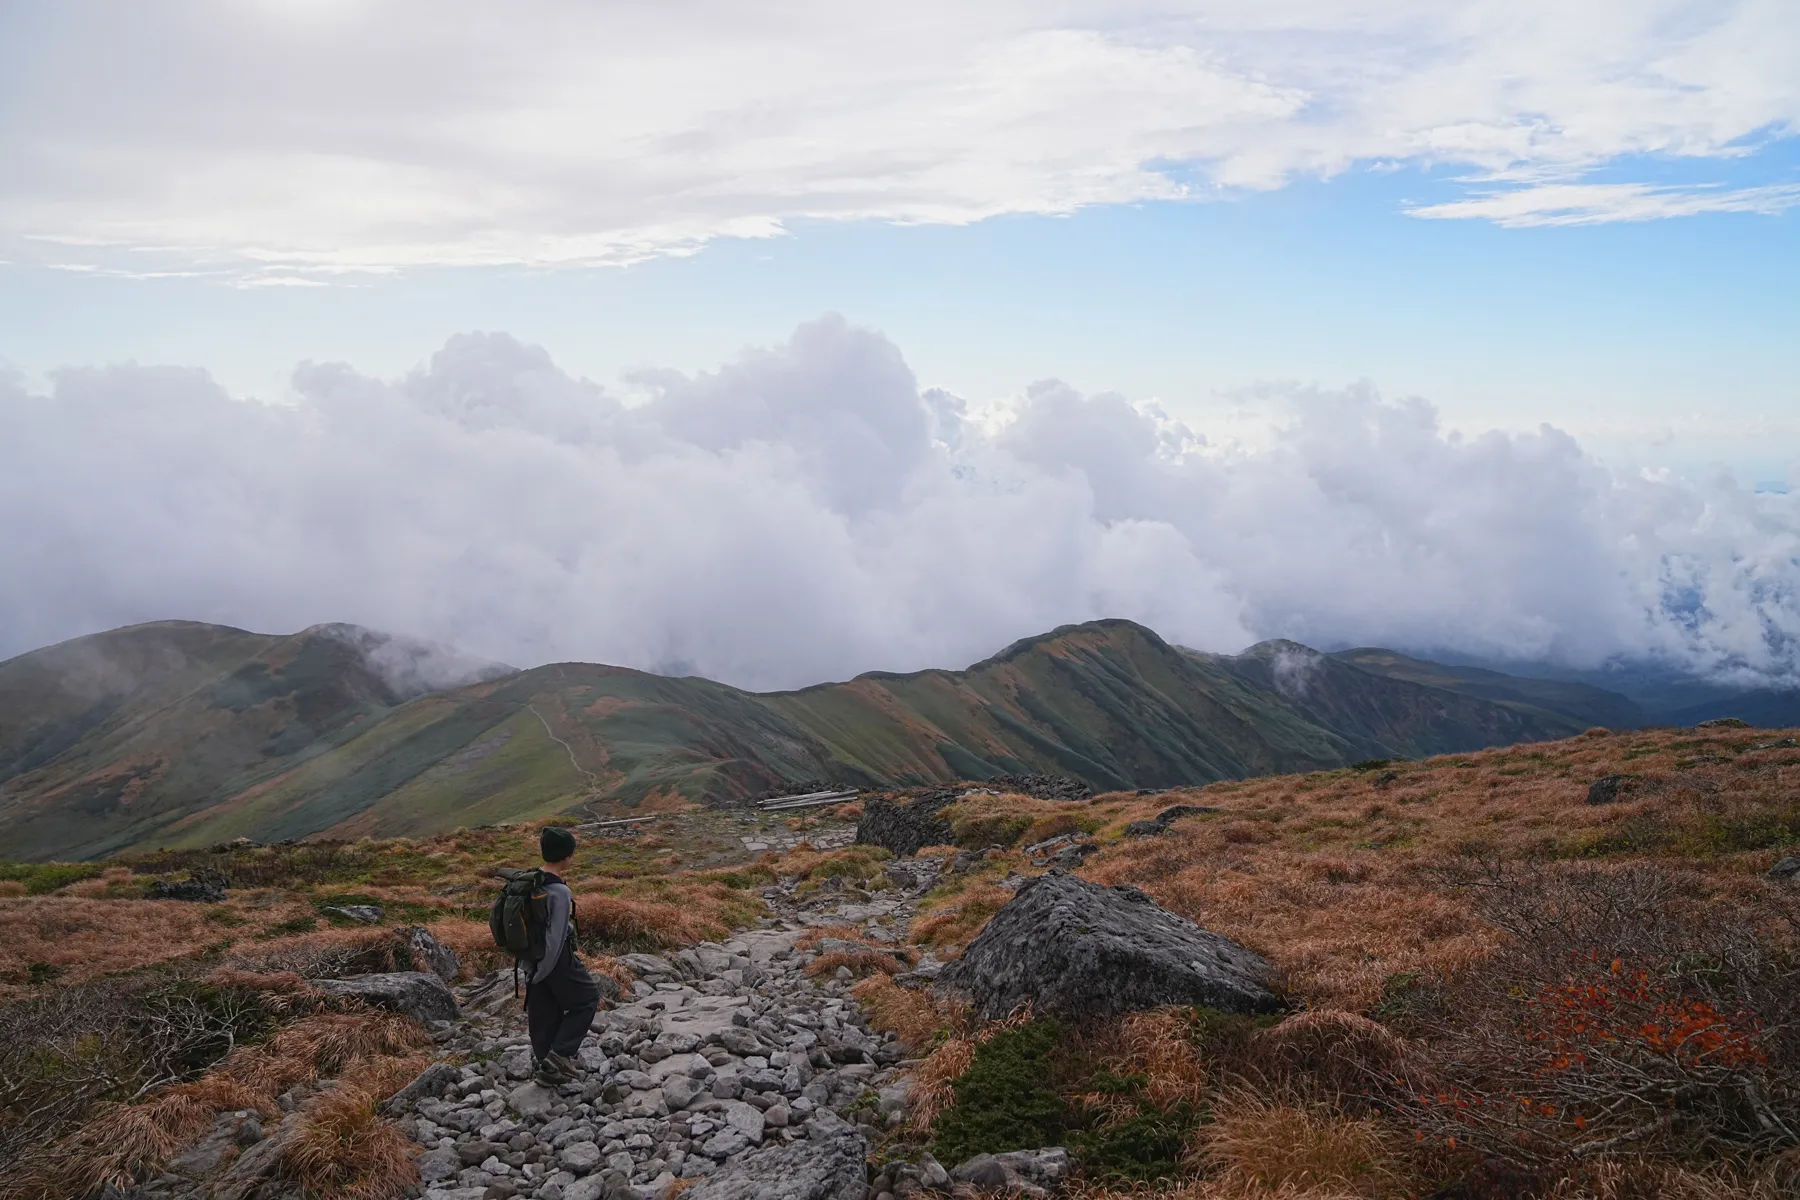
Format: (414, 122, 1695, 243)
(1585, 775, 1630, 805)
(314, 971, 460, 1023)
(937, 870, 1279, 1020)
(146, 869, 228, 902)
(402, 925, 462, 982)
(855, 793, 954, 857)
(1124, 804, 1218, 838)
(324, 904, 384, 924)
(989, 774, 1091, 802)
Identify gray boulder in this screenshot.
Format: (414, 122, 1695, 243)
(324, 903, 385, 923)
(937, 870, 1279, 1020)
(1586, 775, 1631, 805)
(1154, 804, 1217, 825)
(1769, 856, 1800, 883)
(147, 871, 228, 902)
(685, 1118, 868, 1200)
(855, 792, 955, 857)
(313, 971, 459, 1023)
(401, 925, 461, 982)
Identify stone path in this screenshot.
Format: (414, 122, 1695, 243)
(396, 859, 944, 1200)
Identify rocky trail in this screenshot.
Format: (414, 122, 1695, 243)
(395, 855, 951, 1200)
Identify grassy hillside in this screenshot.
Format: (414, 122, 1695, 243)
(7, 724, 1800, 1197)
(1331, 646, 1650, 732)
(1, 619, 1639, 861)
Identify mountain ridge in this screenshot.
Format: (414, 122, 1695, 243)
(2, 617, 1644, 861)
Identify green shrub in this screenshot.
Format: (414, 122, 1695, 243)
(0, 861, 103, 894)
(1070, 1100, 1201, 1183)
(931, 1020, 1068, 1163)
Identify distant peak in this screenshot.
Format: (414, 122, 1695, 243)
(303, 623, 516, 698)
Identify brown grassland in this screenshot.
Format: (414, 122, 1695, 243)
(4, 724, 1800, 1198)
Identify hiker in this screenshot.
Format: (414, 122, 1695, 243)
(494, 826, 601, 1086)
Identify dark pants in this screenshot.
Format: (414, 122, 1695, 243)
(525, 950, 601, 1061)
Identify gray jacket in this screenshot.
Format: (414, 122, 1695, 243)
(529, 877, 575, 985)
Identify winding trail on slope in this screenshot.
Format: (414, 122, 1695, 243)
(528, 703, 600, 793)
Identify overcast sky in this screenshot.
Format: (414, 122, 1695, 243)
(1, 1, 1797, 684)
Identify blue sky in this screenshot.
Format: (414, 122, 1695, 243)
(3, 1, 1799, 683)
(8, 156, 1798, 483)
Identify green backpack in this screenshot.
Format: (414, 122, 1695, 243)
(489, 867, 551, 964)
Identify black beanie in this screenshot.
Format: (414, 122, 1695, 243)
(540, 826, 577, 863)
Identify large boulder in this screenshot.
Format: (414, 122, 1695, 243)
(856, 792, 955, 857)
(313, 971, 459, 1023)
(685, 1115, 868, 1200)
(147, 868, 228, 902)
(400, 925, 461, 982)
(937, 870, 1279, 1020)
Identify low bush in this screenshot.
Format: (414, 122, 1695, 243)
(0, 860, 103, 894)
(1411, 861, 1800, 1165)
(930, 1019, 1069, 1164)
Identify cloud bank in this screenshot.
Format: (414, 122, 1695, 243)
(2, 316, 1796, 691)
(3, 1, 1796, 276)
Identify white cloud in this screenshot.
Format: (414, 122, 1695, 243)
(2, 1, 1795, 274)
(1, 316, 1796, 690)
(1408, 182, 1800, 226)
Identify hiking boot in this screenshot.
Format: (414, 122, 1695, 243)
(532, 1055, 568, 1086)
(534, 1051, 580, 1086)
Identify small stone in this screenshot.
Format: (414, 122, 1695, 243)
(563, 1178, 606, 1200)
(662, 1077, 702, 1110)
(507, 1082, 559, 1119)
(323, 904, 385, 923)
(417, 1148, 461, 1182)
(559, 1142, 604, 1174)
(722, 1100, 765, 1145)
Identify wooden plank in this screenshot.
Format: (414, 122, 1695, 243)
(756, 788, 856, 807)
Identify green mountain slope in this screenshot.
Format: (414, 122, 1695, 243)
(1329, 647, 1649, 732)
(0, 621, 511, 860)
(0, 618, 1641, 860)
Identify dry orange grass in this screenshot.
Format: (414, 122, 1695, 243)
(906, 1035, 976, 1135)
(1251, 1010, 1424, 1105)
(794, 924, 874, 950)
(1078, 728, 1800, 1009)
(28, 1090, 218, 1196)
(1072, 1007, 1208, 1122)
(1195, 1089, 1417, 1199)
(16, 1009, 432, 1197)
(276, 1055, 430, 1200)
(423, 918, 507, 978)
(223, 926, 412, 979)
(0, 895, 310, 995)
(0, 881, 25, 898)
(574, 891, 729, 949)
(804, 947, 902, 978)
(1020, 810, 1091, 846)
(909, 879, 1014, 954)
(849, 974, 946, 1050)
